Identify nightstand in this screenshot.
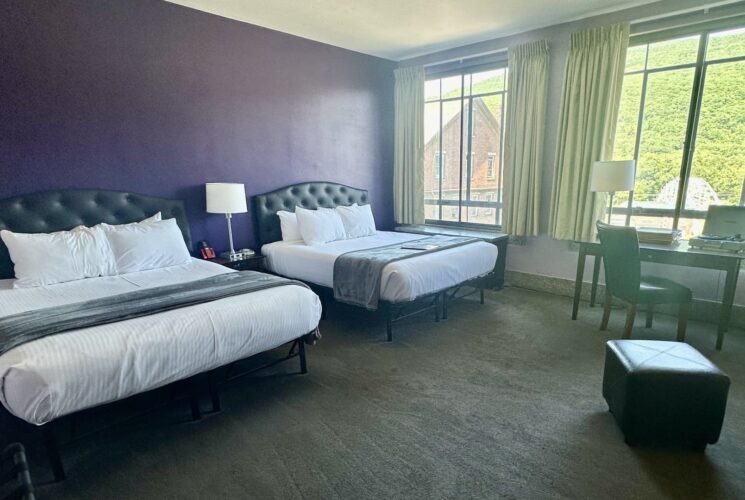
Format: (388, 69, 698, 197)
(211, 254, 266, 272)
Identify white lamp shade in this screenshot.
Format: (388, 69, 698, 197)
(590, 160, 636, 193)
(205, 183, 248, 214)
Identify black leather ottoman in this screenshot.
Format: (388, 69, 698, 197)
(603, 340, 730, 450)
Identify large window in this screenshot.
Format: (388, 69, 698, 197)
(424, 67, 507, 226)
(613, 25, 745, 237)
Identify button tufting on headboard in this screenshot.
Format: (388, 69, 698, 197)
(252, 182, 369, 247)
(0, 189, 193, 280)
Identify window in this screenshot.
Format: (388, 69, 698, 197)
(424, 67, 507, 226)
(487, 153, 496, 179)
(612, 25, 745, 238)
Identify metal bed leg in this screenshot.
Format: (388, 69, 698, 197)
(188, 378, 201, 421)
(442, 291, 449, 320)
(41, 424, 65, 482)
(386, 305, 393, 342)
(298, 340, 308, 374)
(207, 370, 221, 412)
(434, 295, 440, 322)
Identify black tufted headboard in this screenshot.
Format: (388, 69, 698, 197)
(252, 182, 369, 246)
(0, 189, 192, 280)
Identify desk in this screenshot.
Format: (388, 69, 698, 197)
(572, 240, 744, 350)
(395, 224, 508, 289)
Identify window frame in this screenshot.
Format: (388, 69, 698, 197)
(424, 64, 507, 228)
(613, 21, 745, 229)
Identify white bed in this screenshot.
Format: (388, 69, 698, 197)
(262, 231, 498, 303)
(0, 258, 321, 426)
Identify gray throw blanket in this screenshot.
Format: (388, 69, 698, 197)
(333, 235, 479, 310)
(0, 271, 310, 357)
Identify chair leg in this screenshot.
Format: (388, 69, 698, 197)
(623, 304, 637, 339)
(677, 302, 690, 342)
(645, 305, 654, 328)
(600, 290, 612, 331)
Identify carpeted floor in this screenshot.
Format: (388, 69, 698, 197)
(35, 287, 745, 499)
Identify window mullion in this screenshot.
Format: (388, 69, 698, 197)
(674, 32, 709, 229)
(457, 74, 465, 223)
(438, 90, 443, 221)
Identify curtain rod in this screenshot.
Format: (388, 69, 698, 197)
(422, 48, 507, 68)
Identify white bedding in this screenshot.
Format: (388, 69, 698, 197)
(262, 231, 498, 303)
(0, 258, 321, 425)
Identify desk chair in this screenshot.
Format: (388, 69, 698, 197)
(596, 221, 692, 340)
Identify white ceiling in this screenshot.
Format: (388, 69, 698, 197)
(165, 0, 658, 60)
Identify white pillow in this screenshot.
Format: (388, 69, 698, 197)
(104, 218, 191, 274)
(1, 225, 117, 288)
(336, 204, 376, 239)
(295, 206, 347, 246)
(277, 211, 302, 241)
(98, 212, 161, 233)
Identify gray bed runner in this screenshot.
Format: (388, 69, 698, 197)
(333, 235, 479, 310)
(0, 271, 309, 357)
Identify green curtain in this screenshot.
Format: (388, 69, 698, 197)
(503, 40, 550, 237)
(549, 23, 629, 241)
(393, 66, 425, 225)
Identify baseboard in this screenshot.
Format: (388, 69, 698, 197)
(505, 270, 745, 330)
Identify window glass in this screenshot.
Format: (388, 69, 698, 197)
(634, 68, 695, 211)
(686, 60, 745, 210)
(706, 27, 745, 61)
(440, 99, 463, 222)
(625, 44, 648, 72)
(424, 79, 440, 101)
(646, 35, 700, 69)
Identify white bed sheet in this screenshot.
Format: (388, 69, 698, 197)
(0, 258, 321, 425)
(262, 231, 498, 303)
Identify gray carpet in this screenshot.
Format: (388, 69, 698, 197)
(37, 287, 745, 499)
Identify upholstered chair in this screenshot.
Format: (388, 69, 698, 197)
(596, 221, 692, 340)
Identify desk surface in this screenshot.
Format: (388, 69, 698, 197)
(576, 239, 745, 260)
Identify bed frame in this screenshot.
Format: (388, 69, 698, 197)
(252, 181, 492, 341)
(0, 189, 317, 482)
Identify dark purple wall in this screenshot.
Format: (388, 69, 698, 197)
(0, 0, 395, 251)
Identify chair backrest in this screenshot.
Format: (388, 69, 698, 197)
(596, 221, 641, 303)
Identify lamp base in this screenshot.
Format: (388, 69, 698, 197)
(221, 249, 255, 262)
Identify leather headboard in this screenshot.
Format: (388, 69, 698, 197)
(0, 189, 192, 280)
(252, 182, 369, 246)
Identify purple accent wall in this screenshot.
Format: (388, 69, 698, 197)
(0, 0, 395, 252)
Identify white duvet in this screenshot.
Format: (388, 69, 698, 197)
(0, 258, 321, 425)
(262, 231, 498, 303)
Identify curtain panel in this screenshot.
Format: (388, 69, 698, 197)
(393, 66, 425, 225)
(549, 23, 629, 241)
(502, 40, 550, 236)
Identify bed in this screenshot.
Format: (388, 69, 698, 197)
(0, 189, 322, 481)
(253, 182, 498, 340)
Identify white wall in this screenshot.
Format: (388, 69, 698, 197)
(400, 0, 745, 306)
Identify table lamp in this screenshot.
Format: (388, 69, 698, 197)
(590, 160, 636, 223)
(206, 182, 247, 259)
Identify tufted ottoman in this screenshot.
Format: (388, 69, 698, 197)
(603, 340, 730, 451)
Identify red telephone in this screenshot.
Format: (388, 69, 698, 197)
(199, 241, 216, 260)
